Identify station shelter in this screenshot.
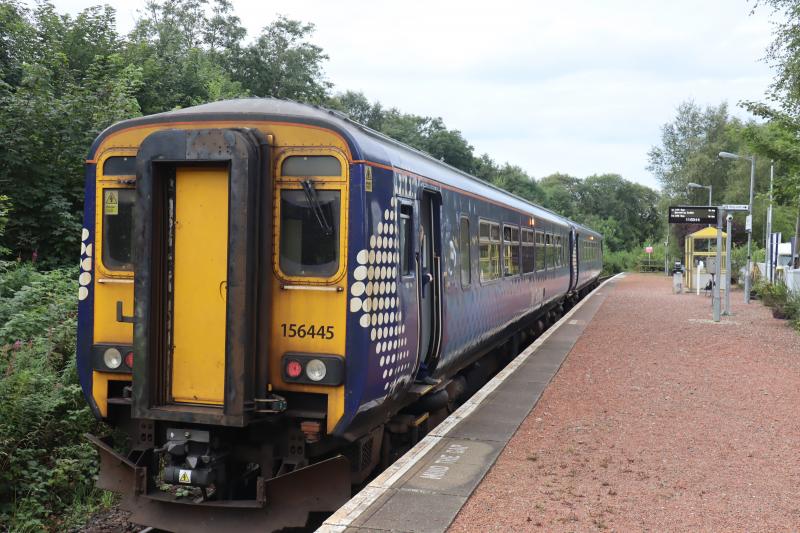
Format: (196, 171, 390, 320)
(684, 227, 727, 291)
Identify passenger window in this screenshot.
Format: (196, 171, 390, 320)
(555, 235, 562, 267)
(522, 229, 535, 274)
(459, 217, 471, 286)
(279, 188, 340, 277)
(399, 205, 413, 276)
(546, 233, 554, 269)
(479, 220, 500, 281)
(535, 231, 545, 271)
(282, 155, 342, 177)
(102, 188, 135, 271)
(503, 225, 520, 276)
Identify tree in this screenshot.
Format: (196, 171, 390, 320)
(539, 173, 582, 219)
(755, 0, 800, 114)
(578, 174, 661, 251)
(647, 101, 744, 200)
(126, 0, 247, 114)
(326, 91, 477, 173)
(0, 4, 141, 264)
(326, 90, 385, 129)
(0, 1, 36, 87)
(233, 16, 330, 102)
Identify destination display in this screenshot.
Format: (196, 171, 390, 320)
(668, 206, 718, 224)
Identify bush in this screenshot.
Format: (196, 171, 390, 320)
(754, 280, 789, 308)
(603, 249, 643, 275)
(731, 244, 765, 284)
(0, 263, 109, 531)
(783, 292, 800, 322)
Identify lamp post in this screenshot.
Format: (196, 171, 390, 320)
(688, 182, 713, 228)
(766, 161, 774, 282)
(719, 151, 756, 303)
(687, 182, 713, 206)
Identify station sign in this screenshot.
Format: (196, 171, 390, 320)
(668, 206, 718, 224)
(720, 204, 749, 212)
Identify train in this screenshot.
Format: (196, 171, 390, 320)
(77, 98, 603, 531)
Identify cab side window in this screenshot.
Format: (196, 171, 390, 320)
(102, 188, 135, 271)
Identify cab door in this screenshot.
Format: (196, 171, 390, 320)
(170, 166, 229, 404)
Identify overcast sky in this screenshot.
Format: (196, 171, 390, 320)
(52, 0, 778, 189)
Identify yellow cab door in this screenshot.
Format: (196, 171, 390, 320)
(171, 166, 229, 405)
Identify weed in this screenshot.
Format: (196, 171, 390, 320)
(0, 263, 106, 530)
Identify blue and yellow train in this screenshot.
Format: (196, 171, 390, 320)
(77, 98, 602, 531)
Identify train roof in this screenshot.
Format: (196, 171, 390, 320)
(91, 98, 602, 239)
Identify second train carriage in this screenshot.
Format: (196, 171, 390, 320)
(78, 98, 602, 530)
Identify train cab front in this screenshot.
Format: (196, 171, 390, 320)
(80, 123, 355, 532)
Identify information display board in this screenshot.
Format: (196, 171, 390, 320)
(668, 206, 718, 224)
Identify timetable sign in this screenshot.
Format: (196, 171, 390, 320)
(668, 206, 718, 224)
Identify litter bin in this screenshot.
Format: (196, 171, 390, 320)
(673, 272, 683, 294)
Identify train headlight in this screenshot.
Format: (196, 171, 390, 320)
(103, 347, 122, 369)
(306, 359, 327, 382)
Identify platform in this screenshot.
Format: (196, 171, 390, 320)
(322, 272, 800, 531)
(319, 275, 620, 532)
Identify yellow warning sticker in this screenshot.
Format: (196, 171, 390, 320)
(104, 190, 119, 215)
(178, 469, 191, 484)
(365, 166, 373, 192)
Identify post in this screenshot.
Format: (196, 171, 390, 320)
(714, 211, 722, 322)
(724, 212, 732, 315)
(745, 156, 755, 303)
(766, 161, 774, 282)
(697, 262, 701, 296)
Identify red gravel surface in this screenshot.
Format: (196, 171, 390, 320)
(449, 273, 800, 532)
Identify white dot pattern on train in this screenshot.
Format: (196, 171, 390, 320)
(78, 227, 92, 301)
(350, 196, 413, 395)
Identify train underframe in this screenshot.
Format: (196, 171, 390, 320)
(87, 283, 597, 532)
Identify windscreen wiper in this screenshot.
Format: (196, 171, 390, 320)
(301, 179, 334, 236)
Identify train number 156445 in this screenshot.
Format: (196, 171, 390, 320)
(280, 323, 335, 339)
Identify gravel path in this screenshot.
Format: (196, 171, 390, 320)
(449, 273, 800, 532)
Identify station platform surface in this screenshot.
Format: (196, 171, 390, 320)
(321, 273, 800, 532)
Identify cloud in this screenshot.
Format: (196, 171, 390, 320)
(51, 0, 778, 189)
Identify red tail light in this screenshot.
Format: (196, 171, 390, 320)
(124, 351, 134, 369)
(286, 359, 303, 378)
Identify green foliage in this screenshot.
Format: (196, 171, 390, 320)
(328, 91, 478, 174)
(648, 99, 799, 264)
(0, 3, 142, 265)
(234, 16, 330, 102)
(1, 0, 331, 265)
(728, 244, 765, 284)
(754, 278, 789, 307)
(647, 101, 745, 201)
(0, 195, 9, 256)
(329, 91, 662, 253)
(755, 0, 800, 114)
(0, 263, 110, 530)
(602, 248, 642, 275)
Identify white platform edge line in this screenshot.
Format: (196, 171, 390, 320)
(318, 273, 623, 531)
